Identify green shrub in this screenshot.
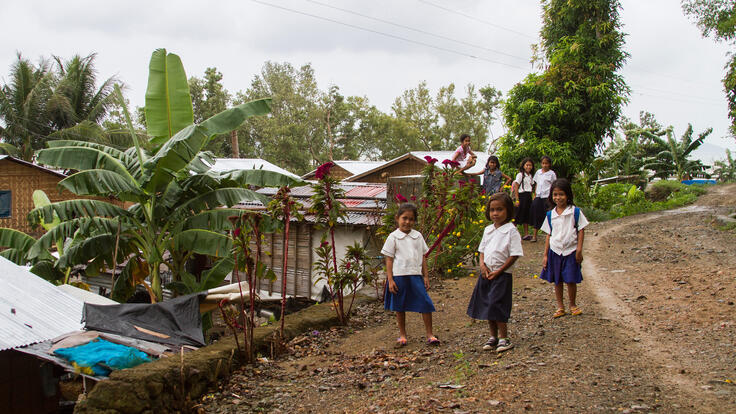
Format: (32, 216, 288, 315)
(645, 180, 706, 201)
(591, 183, 632, 210)
(579, 206, 613, 222)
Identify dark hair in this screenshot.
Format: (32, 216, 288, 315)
(395, 202, 418, 221)
(540, 155, 552, 165)
(547, 178, 574, 206)
(485, 192, 515, 224)
(459, 133, 471, 143)
(485, 155, 500, 170)
(519, 157, 534, 176)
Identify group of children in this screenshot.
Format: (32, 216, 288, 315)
(382, 137, 588, 352)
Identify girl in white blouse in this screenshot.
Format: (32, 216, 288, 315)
(539, 178, 589, 318)
(512, 157, 535, 240)
(381, 203, 439, 347)
(530, 156, 557, 242)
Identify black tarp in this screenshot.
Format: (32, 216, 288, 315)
(82, 293, 206, 347)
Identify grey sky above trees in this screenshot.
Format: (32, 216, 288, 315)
(1, 0, 734, 159)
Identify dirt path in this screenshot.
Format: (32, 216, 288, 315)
(200, 184, 736, 413)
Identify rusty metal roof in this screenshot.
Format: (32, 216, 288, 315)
(256, 183, 386, 200)
(0, 256, 84, 351)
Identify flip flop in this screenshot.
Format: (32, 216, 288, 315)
(522, 235, 532, 241)
(530, 238, 538, 243)
(553, 308, 566, 318)
(570, 306, 582, 316)
(395, 337, 407, 348)
(426, 337, 440, 346)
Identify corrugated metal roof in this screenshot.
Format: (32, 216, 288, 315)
(345, 151, 491, 181)
(256, 183, 386, 200)
(208, 158, 300, 179)
(0, 256, 84, 351)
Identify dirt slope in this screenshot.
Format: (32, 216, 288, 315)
(200, 184, 736, 413)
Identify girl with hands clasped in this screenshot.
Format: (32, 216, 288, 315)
(539, 178, 589, 318)
(382, 203, 439, 347)
(467, 193, 523, 353)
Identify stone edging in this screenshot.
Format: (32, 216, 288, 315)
(74, 297, 372, 413)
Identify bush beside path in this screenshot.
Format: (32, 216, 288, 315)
(199, 184, 736, 413)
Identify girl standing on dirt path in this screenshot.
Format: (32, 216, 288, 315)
(530, 156, 557, 242)
(539, 178, 589, 318)
(512, 157, 535, 240)
(467, 193, 523, 353)
(382, 202, 440, 347)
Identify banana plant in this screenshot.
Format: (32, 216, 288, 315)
(27, 49, 303, 302)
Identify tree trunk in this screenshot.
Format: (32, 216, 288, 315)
(231, 130, 240, 158)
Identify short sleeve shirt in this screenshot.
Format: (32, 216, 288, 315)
(540, 206, 589, 256)
(514, 172, 534, 193)
(381, 229, 429, 276)
(453, 145, 469, 167)
(533, 169, 557, 198)
(477, 223, 524, 272)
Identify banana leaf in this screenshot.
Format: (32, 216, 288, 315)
(36, 146, 137, 185)
(181, 209, 245, 231)
(28, 199, 130, 225)
(173, 229, 232, 257)
(219, 168, 304, 188)
(145, 49, 193, 142)
(172, 188, 268, 219)
(59, 170, 144, 200)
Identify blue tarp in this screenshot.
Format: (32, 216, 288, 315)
(53, 338, 152, 376)
(681, 179, 716, 185)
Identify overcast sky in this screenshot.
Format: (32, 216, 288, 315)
(2, 0, 734, 161)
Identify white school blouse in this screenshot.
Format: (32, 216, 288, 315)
(514, 172, 534, 193)
(477, 222, 524, 272)
(533, 169, 557, 198)
(381, 229, 429, 276)
(540, 205, 589, 256)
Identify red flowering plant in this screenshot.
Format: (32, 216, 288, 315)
(378, 158, 485, 278)
(309, 162, 353, 324)
(266, 186, 303, 339)
(227, 212, 278, 362)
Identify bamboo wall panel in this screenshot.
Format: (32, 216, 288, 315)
(356, 159, 425, 183)
(256, 222, 312, 298)
(0, 160, 123, 234)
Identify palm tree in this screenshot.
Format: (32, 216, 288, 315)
(47, 53, 118, 129)
(643, 124, 712, 181)
(713, 149, 736, 182)
(0, 54, 54, 160)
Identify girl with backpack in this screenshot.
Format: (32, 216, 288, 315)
(539, 178, 589, 318)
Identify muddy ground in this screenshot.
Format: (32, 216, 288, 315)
(198, 184, 736, 413)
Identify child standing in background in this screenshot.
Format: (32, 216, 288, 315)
(382, 203, 440, 346)
(530, 156, 557, 242)
(467, 193, 523, 353)
(539, 178, 589, 318)
(512, 157, 535, 240)
(469, 155, 511, 195)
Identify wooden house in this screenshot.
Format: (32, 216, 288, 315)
(0, 156, 75, 234)
(345, 151, 490, 183)
(302, 160, 384, 181)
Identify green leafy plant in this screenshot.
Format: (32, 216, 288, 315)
(642, 124, 712, 181)
(16, 49, 300, 303)
(714, 149, 736, 182)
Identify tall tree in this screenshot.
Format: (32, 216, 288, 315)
(391, 81, 501, 154)
(682, 0, 736, 138)
(236, 62, 325, 174)
(189, 67, 232, 156)
(0, 54, 54, 160)
(499, 0, 629, 179)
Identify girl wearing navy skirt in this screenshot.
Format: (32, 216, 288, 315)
(382, 203, 439, 347)
(539, 178, 589, 318)
(512, 157, 535, 240)
(467, 193, 523, 353)
(530, 155, 557, 242)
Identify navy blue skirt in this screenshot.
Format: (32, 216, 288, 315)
(384, 275, 436, 313)
(530, 196, 551, 229)
(540, 250, 583, 284)
(466, 272, 512, 322)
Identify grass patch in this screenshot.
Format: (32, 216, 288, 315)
(581, 180, 710, 222)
